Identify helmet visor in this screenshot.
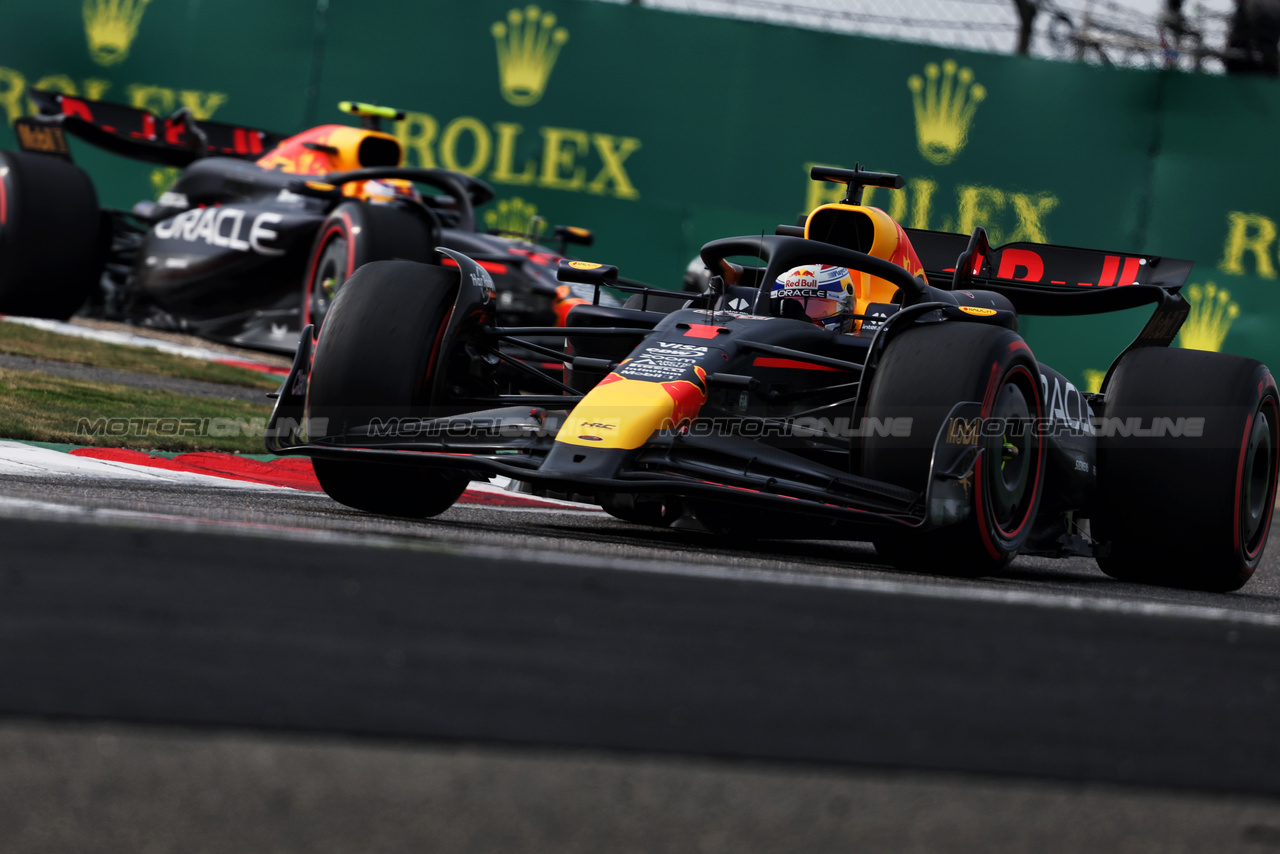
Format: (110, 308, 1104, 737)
(771, 264, 852, 328)
(778, 292, 845, 323)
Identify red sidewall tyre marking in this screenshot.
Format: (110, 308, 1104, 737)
(980, 362, 1001, 416)
(302, 215, 357, 328)
(303, 224, 345, 328)
(1241, 388, 1280, 561)
(1233, 413, 1253, 554)
(975, 363, 1044, 560)
(974, 452, 1001, 560)
(339, 211, 356, 276)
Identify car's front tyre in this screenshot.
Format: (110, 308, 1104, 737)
(861, 321, 1047, 577)
(305, 260, 468, 519)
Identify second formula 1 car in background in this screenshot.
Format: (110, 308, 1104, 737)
(264, 164, 1280, 593)
(0, 91, 618, 352)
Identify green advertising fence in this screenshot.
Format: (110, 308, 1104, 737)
(1, 0, 1277, 388)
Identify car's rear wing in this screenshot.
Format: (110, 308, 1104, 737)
(902, 225, 1195, 384)
(904, 227, 1194, 316)
(16, 89, 289, 168)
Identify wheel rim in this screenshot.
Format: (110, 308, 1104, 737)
(989, 379, 1033, 524)
(308, 234, 349, 329)
(1242, 408, 1275, 551)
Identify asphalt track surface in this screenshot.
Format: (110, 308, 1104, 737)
(4, 470, 1280, 851)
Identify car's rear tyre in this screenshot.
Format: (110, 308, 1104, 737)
(0, 150, 102, 319)
(301, 201, 439, 332)
(861, 322, 1046, 576)
(1093, 347, 1279, 592)
(306, 260, 468, 518)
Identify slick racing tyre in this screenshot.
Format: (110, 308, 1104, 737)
(0, 150, 102, 319)
(1093, 347, 1279, 592)
(306, 260, 468, 518)
(861, 321, 1046, 577)
(301, 201, 440, 332)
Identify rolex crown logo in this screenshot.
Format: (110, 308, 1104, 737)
(485, 197, 542, 235)
(83, 0, 152, 67)
(150, 166, 179, 200)
(492, 5, 569, 107)
(1177, 282, 1241, 352)
(908, 60, 986, 166)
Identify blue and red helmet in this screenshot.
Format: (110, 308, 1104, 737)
(770, 264, 854, 332)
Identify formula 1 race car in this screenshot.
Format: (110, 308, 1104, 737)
(266, 165, 1279, 592)
(0, 91, 611, 352)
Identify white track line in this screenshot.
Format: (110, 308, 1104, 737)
(0, 442, 604, 510)
(0, 442, 286, 489)
(466, 479, 603, 511)
(453, 542, 1280, 630)
(459, 503, 605, 517)
(0, 496, 322, 531)
(0, 489, 1275, 630)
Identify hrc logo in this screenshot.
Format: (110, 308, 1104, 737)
(908, 60, 986, 166)
(492, 5, 569, 107)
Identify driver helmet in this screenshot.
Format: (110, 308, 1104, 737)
(683, 256, 711, 293)
(359, 178, 421, 204)
(770, 264, 854, 332)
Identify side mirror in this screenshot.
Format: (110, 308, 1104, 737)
(555, 225, 594, 249)
(557, 259, 618, 287)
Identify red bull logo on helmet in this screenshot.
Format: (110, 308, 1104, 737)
(771, 264, 854, 331)
(773, 264, 851, 299)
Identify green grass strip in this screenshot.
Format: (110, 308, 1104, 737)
(0, 366, 275, 454)
(0, 320, 281, 390)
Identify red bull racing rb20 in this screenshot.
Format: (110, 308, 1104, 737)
(266, 165, 1280, 593)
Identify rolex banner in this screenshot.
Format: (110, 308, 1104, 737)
(0, 0, 1276, 388)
